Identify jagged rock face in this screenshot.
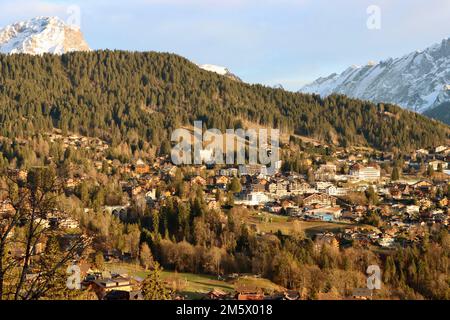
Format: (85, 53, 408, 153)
(300, 38, 450, 114)
(0, 16, 90, 55)
(198, 64, 242, 81)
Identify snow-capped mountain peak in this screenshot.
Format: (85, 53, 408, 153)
(300, 37, 450, 113)
(0, 16, 90, 55)
(198, 63, 241, 81)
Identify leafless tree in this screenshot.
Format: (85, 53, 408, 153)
(0, 167, 89, 300)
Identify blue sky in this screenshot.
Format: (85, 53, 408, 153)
(1, 0, 449, 90)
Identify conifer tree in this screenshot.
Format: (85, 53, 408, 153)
(141, 263, 171, 300)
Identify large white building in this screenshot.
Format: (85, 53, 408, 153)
(350, 163, 381, 181)
(235, 192, 270, 206)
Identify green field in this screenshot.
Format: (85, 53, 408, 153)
(248, 212, 370, 237)
(105, 262, 283, 299)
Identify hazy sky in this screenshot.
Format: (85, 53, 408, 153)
(1, 0, 449, 90)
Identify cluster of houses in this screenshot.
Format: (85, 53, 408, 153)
(4, 132, 450, 250)
(3, 130, 450, 299)
(45, 131, 109, 158)
(53, 139, 450, 251)
(0, 196, 80, 231)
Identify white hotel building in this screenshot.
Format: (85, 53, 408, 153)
(349, 163, 381, 181)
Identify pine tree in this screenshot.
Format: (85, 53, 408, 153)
(391, 166, 400, 181)
(427, 164, 435, 177)
(94, 252, 105, 270)
(228, 177, 242, 193)
(141, 263, 171, 300)
(383, 256, 397, 284)
(365, 186, 379, 205)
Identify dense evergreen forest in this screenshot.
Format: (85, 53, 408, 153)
(425, 102, 450, 126)
(0, 50, 448, 152)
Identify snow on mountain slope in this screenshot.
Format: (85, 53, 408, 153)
(300, 38, 450, 113)
(198, 64, 241, 81)
(0, 16, 90, 55)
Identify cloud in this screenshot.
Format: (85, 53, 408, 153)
(0, 0, 67, 25)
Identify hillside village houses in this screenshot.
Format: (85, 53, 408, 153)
(4, 128, 450, 299)
(7, 134, 450, 220)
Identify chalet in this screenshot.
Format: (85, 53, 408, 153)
(205, 289, 229, 300)
(315, 164, 337, 181)
(6, 169, 28, 181)
(65, 178, 82, 189)
(315, 182, 334, 192)
(235, 291, 265, 300)
(416, 148, 429, 156)
(303, 193, 337, 208)
(239, 164, 267, 176)
(428, 160, 448, 171)
(133, 159, 151, 175)
(58, 217, 79, 230)
(412, 180, 434, 193)
(119, 165, 132, 174)
(91, 276, 133, 300)
(286, 207, 303, 216)
(164, 165, 179, 177)
(103, 249, 122, 263)
(218, 168, 239, 177)
(405, 205, 420, 215)
(289, 181, 312, 195)
(215, 176, 230, 185)
(435, 145, 448, 154)
(314, 233, 339, 249)
(0, 200, 14, 215)
(378, 236, 395, 248)
(267, 181, 288, 197)
(251, 183, 267, 193)
(191, 176, 207, 186)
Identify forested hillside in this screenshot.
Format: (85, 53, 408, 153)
(0, 50, 448, 152)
